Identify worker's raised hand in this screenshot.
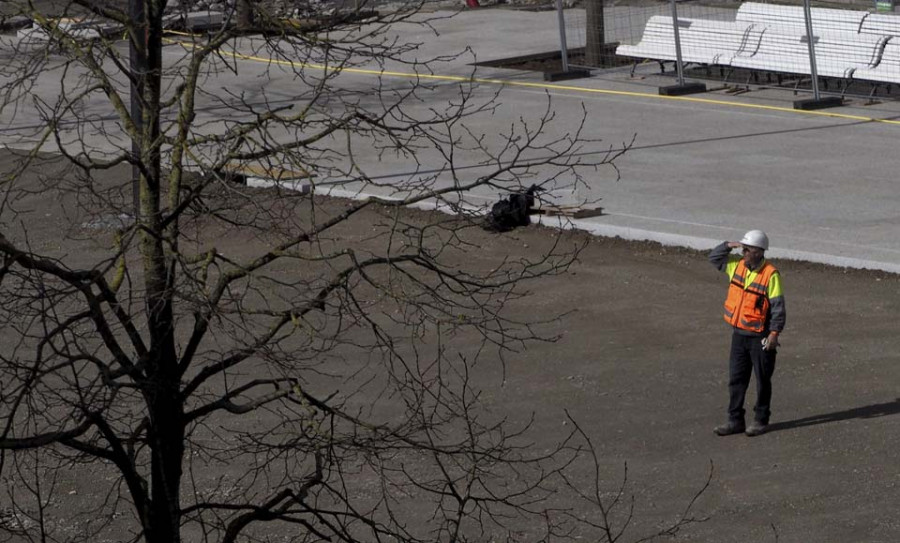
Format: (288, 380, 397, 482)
(727, 241, 742, 249)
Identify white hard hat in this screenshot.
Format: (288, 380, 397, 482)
(740, 230, 769, 250)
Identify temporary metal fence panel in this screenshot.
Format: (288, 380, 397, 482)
(566, 0, 900, 98)
(562, 0, 739, 72)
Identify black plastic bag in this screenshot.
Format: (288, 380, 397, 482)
(484, 185, 540, 232)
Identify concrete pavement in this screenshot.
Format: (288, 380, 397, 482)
(5, 7, 900, 271)
(382, 8, 900, 273)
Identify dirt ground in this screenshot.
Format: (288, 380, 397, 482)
(2, 152, 900, 542)
(492, 230, 900, 542)
(442, 222, 900, 542)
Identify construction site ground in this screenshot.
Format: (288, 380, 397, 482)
(4, 5, 900, 541)
(4, 156, 900, 541)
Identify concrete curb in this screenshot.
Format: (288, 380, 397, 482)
(534, 215, 900, 274)
(317, 185, 900, 274)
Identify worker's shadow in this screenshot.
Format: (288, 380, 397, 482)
(768, 398, 900, 433)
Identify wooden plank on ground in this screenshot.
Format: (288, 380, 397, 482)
(535, 205, 604, 219)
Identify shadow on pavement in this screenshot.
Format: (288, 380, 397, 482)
(769, 398, 900, 433)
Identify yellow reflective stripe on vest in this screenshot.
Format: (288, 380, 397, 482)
(767, 271, 783, 300)
(726, 255, 770, 289)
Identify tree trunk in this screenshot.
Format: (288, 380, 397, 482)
(146, 373, 185, 543)
(135, 2, 186, 541)
(584, 0, 605, 67)
(237, 0, 254, 30)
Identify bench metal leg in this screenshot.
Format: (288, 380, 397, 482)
(722, 67, 734, 85)
(868, 83, 880, 99)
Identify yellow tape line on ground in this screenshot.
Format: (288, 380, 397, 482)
(163, 36, 900, 126)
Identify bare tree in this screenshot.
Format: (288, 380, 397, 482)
(0, 1, 706, 542)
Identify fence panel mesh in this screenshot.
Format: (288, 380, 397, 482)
(565, 0, 900, 97)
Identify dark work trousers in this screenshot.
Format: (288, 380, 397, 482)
(728, 331, 777, 424)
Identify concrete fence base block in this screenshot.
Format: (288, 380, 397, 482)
(543, 69, 592, 82)
(658, 82, 707, 96)
(793, 96, 843, 110)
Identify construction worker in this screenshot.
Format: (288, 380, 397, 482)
(709, 230, 786, 437)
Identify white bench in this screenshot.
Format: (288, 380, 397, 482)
(860, 13, 900, 38)
(736, 2, 868, 35)
(731, 28, 887, 79)
(851, 37, 900, 83)
(618, 6, 897, 85)
(724, 3, 900, 85)
(616, 16, 757, 66)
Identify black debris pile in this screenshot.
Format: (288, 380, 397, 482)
(484, 184, 542, 233)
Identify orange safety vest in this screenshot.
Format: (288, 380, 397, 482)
(723, 260, 777, 333)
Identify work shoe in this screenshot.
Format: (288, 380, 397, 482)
(713, 421, 746, 436)
(745, 422, 768, 437)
